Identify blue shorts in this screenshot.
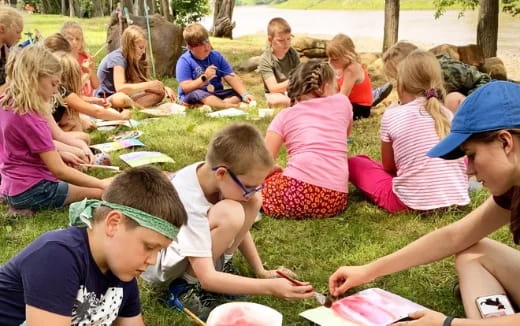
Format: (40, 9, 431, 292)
(183, 88, 239, 105)
(5, 180, 69, 211)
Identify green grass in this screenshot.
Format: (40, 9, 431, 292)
(237, 0, 464, 11)
(0, 14, 513, 325)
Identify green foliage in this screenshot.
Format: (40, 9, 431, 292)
(434, 0, 520, 18)
(503, 0, 520, 15)
(171, 0, 210, 26)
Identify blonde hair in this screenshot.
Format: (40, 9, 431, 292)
(120, 25, 150, 83)
(44, 33, 72, 53)
(267, 17, 291, 37)
(382, 41, 419, 80)
(0, 45, 61, 116)
(54, 51, 82, 95)
(397, 50, 450, 139)
(60, 21, 87, 54)
(287, 59, 335, 106)
(0, 6, 23, 30)
(183, 23, 209, 47)
(326, 34, 358, 66)
(206, 123, 274, 175)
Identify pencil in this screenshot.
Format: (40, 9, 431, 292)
(80, 164, 121, 172)
(92, 43, 108, 58)
(183, 307, 206, 326)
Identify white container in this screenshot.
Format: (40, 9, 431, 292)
(206, 302, 282, 326)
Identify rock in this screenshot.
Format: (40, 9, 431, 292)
(457, 44, 485, 68)
(482, 57, 507, 80)
(429, 44, 460, 61)
(235, 56, 261, 73)
(106, 9, 184, 77)
(367, 58, 386, 87)
(358, 52, 380, 66)
(292, 36, 328, 58)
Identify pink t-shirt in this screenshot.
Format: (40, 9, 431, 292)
(0, 105, 57, 196)
(268, 94, 353, 193)
(380, 98, 470, 210)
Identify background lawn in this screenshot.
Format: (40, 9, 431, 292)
(1, 14, 515, 325)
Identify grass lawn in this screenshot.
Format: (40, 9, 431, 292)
(1, 14, 515, 325)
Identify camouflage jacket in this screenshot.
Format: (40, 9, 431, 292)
(437, 54, 491, 96)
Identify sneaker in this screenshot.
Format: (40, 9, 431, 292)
(372, 82, 393, 107)
(166, 279, 222, 320)
(222, 259, 240, 276)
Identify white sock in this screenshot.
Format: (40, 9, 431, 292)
(224, 253, 233, 264)
(182, 273, 198, 284)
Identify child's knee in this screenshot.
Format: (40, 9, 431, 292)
(109, 93, 132, 108)
(455, 239, 490, 269)
(210, 200, 246, 231)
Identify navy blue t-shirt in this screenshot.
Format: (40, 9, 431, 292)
(175, 49, 233, 102)
(95, 49, 127, 98)
(0, 227, 140, 325)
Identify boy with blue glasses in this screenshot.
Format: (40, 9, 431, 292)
(142, 123, 314, 319)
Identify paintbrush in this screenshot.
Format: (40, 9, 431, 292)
(92, 43, 108, 59)
(80, 164, 121, 172)
(170, 297, 206, 325)
(275, 270, 331, 306)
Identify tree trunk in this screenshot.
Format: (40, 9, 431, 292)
(211, 0, 236, 38)
(121, 0, 133, 13)
(477, 0, 498, 57)
(61, 0, 67, 15)
(136, 0, 145, 16)
(160, 0, 172, 21)
(382, 0, 399, 52)
(68, 0, 74, 16)
(92, 0, 105, 17)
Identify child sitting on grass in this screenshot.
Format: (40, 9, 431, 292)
(0, 166, 187, 325)
(262, 59, 353, 219)
(176, 23, 254, 110)
(382, 41, 491, 113)
(95, 25, 176, 108)
(348, 50, 469, 213)
(326, 33, 392, 120)
(258, 17, 300, 108)
(142, 123, 313, 319)
(0, 46, 110, 216)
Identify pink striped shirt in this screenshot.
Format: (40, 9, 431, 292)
(380, 98, 469, 210)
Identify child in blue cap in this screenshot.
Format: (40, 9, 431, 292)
(328, 81, 520, 326)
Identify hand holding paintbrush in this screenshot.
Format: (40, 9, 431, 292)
(276, 270, 334, 307)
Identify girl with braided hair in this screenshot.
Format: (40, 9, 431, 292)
(348, 50, 469, 213)
(262, 59, 353, 219)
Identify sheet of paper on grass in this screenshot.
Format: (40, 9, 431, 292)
(90, 138, 145, 153)
(207, 108, 247, 118)
(141, 103, 186, 116)
(93, 119, 139, 128)
(120, 151, 175, 167)
(299, 288, 426, 326)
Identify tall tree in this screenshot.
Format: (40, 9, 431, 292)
(383, 0, 399, 52)
(477, 0, 499, 56)
(211, 0, 235, 38)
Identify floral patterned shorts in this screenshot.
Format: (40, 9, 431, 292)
(261, 172, 348, 219)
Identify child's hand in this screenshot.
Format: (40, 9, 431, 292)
(256, 267, 296, 279)
(164, 86, 177, 102)
(59, 151, 82, 169)
(204, 65, 218, 80)
(242, 93, 255, 104)
(392, 310, 446, 326)
(328, 265, 374, 297)
(269, 278, 315, 300)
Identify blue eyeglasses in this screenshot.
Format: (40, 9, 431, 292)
(212, 166, 264, 198)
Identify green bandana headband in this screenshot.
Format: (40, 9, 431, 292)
(69, 199, 179, 240)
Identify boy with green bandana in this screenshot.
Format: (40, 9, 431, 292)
(0, 166, 187, 326)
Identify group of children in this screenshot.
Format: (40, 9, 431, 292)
(1, 6, 520, 326)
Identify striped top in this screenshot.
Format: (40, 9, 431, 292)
(380, 98, 470, 210)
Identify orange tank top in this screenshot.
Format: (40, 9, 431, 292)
(336, 66, 373, 106)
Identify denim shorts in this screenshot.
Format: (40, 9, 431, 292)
(4, 180, 69, 211)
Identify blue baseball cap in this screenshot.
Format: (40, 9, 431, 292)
(428, 81, 520, 160)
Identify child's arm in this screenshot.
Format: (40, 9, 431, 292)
(40, 150, 107, 189)
(263, 76, 289, 94)
(339, 62, 364, 96)
(64, 93, 131, 121)
(26, 305, 71, 326)
(223, 74, 254, 103)
(178, 65, 217, 94)
(265, 131, 284, 160)
(83, 56, 100, 89)
(45, 116, 93, 163)
(113, 65, 164, 96)
(113, 314, 145, 326)
(189, 256, 314, 299)
(381, 140, 397, 175)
